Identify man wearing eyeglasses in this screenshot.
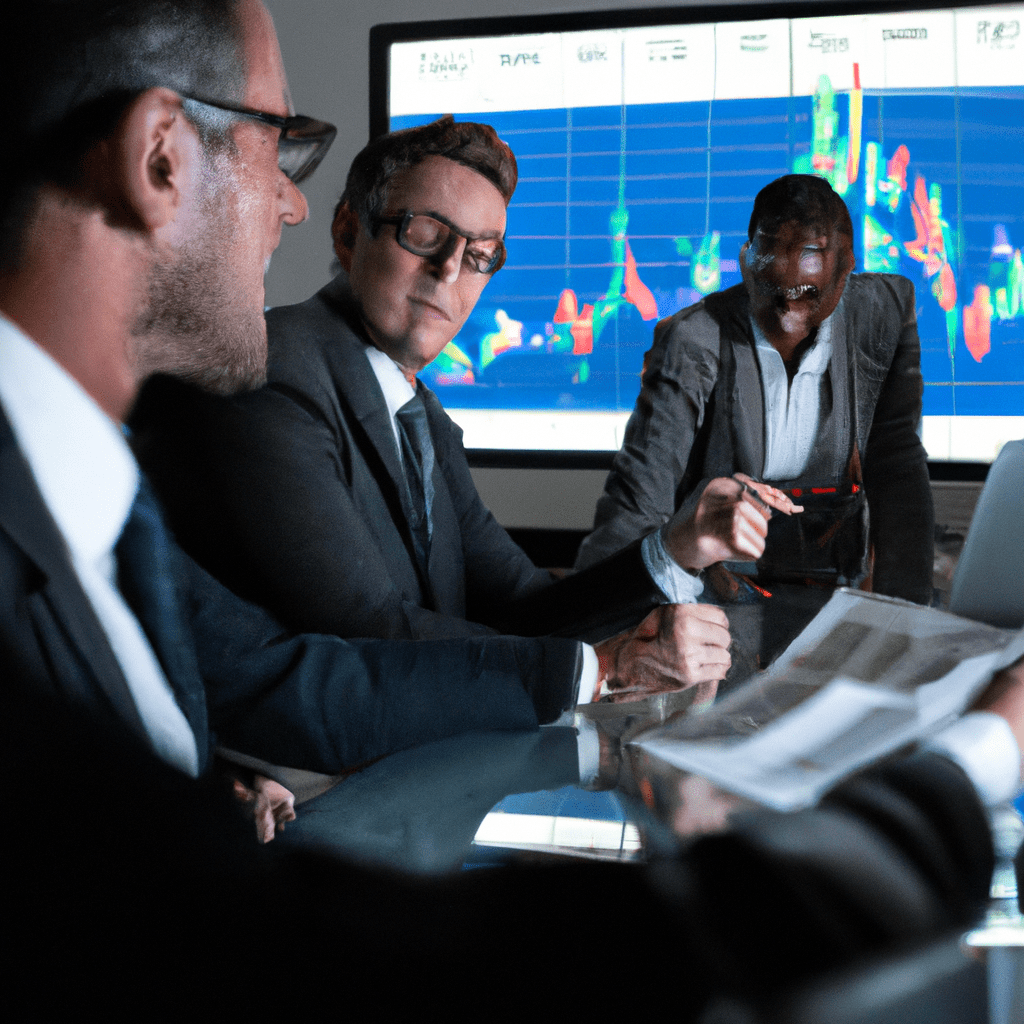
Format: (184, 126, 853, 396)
(134, 116, 760, 697)
(0, 0, 610, 831)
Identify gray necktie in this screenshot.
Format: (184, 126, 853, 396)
(395, 391, 435, 581)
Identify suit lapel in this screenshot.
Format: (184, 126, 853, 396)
(0, 410, 148, 739)
(707, 287, 766, 478)
(315, 278, 437, 604)
(317, 278, 409, 498)
(415, 388, 466, 614)
(815, 295, 856, 479)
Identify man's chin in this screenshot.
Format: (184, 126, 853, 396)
(761, 297, 824, 341)
(173, 360, 267, 396)
(170, 329, 269, 395)
(777, 307, 817, 334)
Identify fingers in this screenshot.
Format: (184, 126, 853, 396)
(276, 803, 298, 825)
(600, 601, 735, 700)
(232, 778, 256, 805)
(256, 805, 277, 844)
(665, 474, 805, 571)
(252, 777, 297, 842)
(699, 477, 772, 562)
(664, 602, 731, 652)
(675, 636, 731, 685)
(734, 473, 804, 514)
(702, 484, 769, 561)
(613, 624, 733, 694)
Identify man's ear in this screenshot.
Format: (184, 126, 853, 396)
(837, 236, 856, 285)
(331, 204, 360, 272)
(842, 237, 856, 274)
(91, 88, 194, 233)
(738, 240, 751, 284)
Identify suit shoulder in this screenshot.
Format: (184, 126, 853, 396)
(654, 283, 746, 343)
(654, 295, 713, 337)
(647, 284, 746, 379)
(263, 291, 366, 416)
(844, 272, 916, 310)
(265, 290, 346, 367)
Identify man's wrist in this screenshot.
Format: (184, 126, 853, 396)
(643, 528, 704, 604)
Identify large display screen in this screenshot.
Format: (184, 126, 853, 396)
(371, 2, 1024, 461)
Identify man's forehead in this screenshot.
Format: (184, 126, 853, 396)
(386, 157, 507, 227)
(390, 156, 494, 192)
(239, 0, 293, 116)
(753, 220, 839, 250)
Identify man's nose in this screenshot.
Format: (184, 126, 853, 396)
(799, 251, 824, 274)
(281, 176, 309, 227)
(429, 235, 467, 284)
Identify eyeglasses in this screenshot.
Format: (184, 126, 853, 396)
(373, 211, 507, 275)
(180, 95, 337, 184)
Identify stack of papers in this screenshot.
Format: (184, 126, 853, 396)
(636, 589, 1024, 810)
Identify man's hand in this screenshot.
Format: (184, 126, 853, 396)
(232, 775, 298, 844)
(665, 473, 803, 572)
(594, 603, 731, 702)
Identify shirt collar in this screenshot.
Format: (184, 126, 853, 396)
(750, 309, 834, 377)
(0, 314, 138, 564)
(362, 340, 417, 422)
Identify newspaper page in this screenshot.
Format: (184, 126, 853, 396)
(636, 589, 1024, 810)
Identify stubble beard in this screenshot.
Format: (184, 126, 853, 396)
(130, 163, 268, 396)
(133, 248, 268, 395)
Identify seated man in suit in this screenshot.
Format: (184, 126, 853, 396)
(0, 0, 656, 813)
(132, 117, 802, 693)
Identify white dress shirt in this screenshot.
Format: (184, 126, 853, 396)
(362, 344, 703, 607)
(364, 341, 416, 459)
(751, 313, 834, 481)
(0, 315, 200, 776)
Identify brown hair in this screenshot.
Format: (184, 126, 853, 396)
(336, 115, 517, 233)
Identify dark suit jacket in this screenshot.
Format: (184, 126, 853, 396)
(577, 276, 934, 604)
(132, 275, 666, 644)
(0, 407, 583, 774)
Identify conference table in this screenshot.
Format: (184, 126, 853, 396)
(274, 583, 830, 873)
(265, 586, 1023, 1023)
(275, 684, 751, 874)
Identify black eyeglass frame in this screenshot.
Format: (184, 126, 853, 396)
(373, 210, 508, 275)
(180, 94, 337, 184)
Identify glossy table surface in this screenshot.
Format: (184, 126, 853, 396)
(273, 585, 835, 874)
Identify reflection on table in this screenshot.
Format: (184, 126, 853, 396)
(273, 589, 825, 873)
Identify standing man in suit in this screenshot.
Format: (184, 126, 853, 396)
(576, 174, 933, 607)
(134, 117, 799, 693)
(0, 0, 632, 799)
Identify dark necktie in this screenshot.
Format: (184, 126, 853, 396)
(114, 478, 204, 733)
(395, 391, 435, 582)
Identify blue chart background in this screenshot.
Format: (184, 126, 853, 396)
(394, 89, 1024, 421)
